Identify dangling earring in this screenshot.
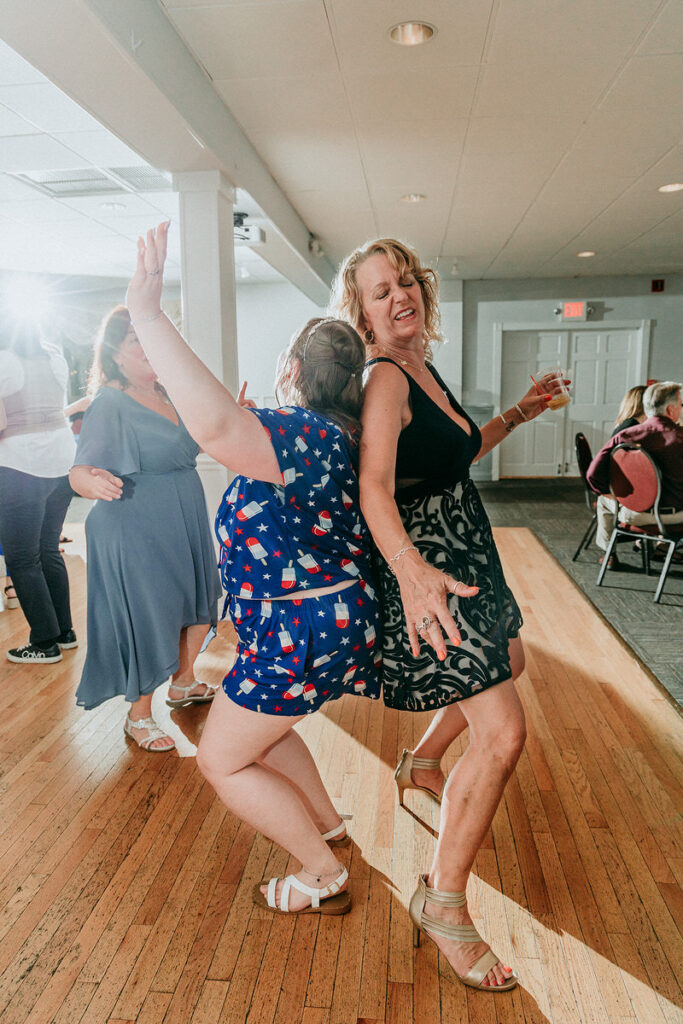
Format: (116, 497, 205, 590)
(364, 329, 374, 344)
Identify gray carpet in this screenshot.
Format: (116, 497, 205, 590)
(480, 479, 682, 708)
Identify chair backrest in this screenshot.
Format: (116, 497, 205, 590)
(575, 433, 593, 482)
(575, 432, 595, 510)
(609, 444, 661, 514)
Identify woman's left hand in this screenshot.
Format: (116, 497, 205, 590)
(125, 221, 170, 324)
(517, 373, 571, 421)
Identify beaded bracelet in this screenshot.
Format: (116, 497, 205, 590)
(388, 545, 417, 571)
(515, 402, 529, 421)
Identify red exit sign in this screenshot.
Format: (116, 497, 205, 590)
(561, 300, 588, 321)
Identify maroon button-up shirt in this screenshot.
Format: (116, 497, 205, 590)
(586, 415, 683, 511)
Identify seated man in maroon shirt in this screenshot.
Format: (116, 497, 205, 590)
(587, 381, 683, 565)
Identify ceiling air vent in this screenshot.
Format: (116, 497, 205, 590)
(7, 166, 172, 198)
(9, 169, 125, 197)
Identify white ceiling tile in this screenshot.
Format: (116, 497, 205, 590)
(249, 128, 367, 191)
(329, 0, 492, 73)
(0, 40, 46, 86)
(165, 2, 336, 79)
(53, 131, 148, 168)
(0, 84, 103, 133)
(487, 0, 661, 63)
(0, 173, 46, 200)
(465, 116, 584, 156)
(474, 59, 621, 118)
(457, 148, 561, 190)
(0, 198, 90, 224)
(0, 134, 92, 173)
(346, 67, 479, 126)
(637, 0, 683, 55)
(359, 121, 468, 192)
(0, 103, 37, 137)
(58, 194, 167, 218)
(215, 75, 352, 132)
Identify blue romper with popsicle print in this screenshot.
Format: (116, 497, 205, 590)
(215, 406, 382, 715)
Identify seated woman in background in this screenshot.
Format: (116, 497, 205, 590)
(0, 324, 84, 663)
(125, 222, 381, 918)
(70, 306, 221, 751)
(595, 383, 646, 566)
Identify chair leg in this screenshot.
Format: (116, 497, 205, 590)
(597, 531, 618, 586)
(643, 540, 651, 575)
(653, 542, 676, 603)
(572, 514, 597, 561)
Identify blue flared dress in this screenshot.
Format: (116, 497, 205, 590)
(74, 387, 221, 709)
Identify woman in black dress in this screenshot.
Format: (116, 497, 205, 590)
(335, 238, 567, 992)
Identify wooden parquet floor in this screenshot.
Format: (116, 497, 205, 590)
(0, 527, 681, 1024)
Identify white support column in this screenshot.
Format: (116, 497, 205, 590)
(173, 170, 237, 523)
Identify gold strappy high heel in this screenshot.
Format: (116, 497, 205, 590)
(394, 749, 444, 807)
(409, 874, 517, 991)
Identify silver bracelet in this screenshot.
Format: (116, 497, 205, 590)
(499, 412, 507, 425)
(515, 402, 529, 422)
(131, 310, 164, 326)
(388, 545, 417, 571)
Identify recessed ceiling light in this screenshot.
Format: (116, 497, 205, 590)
(389, 22, 436, 46)
(577, 251, 596, 258)
(100, 201, 126, 211)
(401, 193, 426, 203)
(657, 182, 683, 193)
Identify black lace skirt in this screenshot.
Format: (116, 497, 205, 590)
(377, 477, 523, 711)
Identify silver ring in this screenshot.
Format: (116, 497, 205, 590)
(417, 615, 433, 632)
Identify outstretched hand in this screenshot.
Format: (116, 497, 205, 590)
(125, 222, 170, 325)
(517, 372, 571, 421)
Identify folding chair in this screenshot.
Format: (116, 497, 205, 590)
(596, 443, 683, 603)
(572, 432, 598, 560)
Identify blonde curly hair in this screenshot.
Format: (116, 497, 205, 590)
(331, 238, 443, 361)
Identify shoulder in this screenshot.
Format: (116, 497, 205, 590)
(363, 359, 410, 397)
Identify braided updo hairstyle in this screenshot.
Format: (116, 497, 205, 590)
(274, 318, 365, 439)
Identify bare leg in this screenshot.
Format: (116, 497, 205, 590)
(196, 688, 343, 911)
(169, 623, 213, 700)
(260, 728, 345, 836)
(411, 636, 525, 796)
(424, 640, 527, 988)
(128, 692, 174, 750)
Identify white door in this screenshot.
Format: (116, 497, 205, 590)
(564, 328, 642, 473)
(499, 327, 643, 478)
(499, 330, 569, 477)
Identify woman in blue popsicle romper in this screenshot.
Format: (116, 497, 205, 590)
(125, 222, 380, 919)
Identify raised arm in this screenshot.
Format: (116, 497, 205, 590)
(125, 223, 279, 484)
(359, 362, 478, 658)
(474, 374, 569, 461)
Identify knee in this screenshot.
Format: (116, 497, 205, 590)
(195, 741, 218, 784)
(475, 715, 527, 772)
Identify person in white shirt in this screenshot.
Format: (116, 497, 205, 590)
(0, 326, 87, 663)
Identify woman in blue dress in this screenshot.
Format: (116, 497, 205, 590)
(125, 222, 381, 917)
(70, 306, 221, 751)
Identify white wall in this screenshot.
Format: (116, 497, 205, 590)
(235, 281, 324, 403)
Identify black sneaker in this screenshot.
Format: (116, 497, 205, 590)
(56, 629, 78, 650)
(7, 642, 63, 664)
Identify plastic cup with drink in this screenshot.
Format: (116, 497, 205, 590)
(532, 367, 571, 410)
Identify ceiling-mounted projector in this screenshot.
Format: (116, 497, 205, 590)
(234, 211, 265, 245)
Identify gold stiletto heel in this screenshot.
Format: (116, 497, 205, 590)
(408, 874, 517, 991)
(394, 749, 444, 807)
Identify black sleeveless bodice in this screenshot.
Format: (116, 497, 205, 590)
(366, 357, 482, 491)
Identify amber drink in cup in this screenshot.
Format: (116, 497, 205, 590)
(533, 368, 570, 410)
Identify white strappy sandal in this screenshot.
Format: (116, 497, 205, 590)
(124, 714, 176, 752)
(321, 820, 352, 847)
(253, 865, 351, 916)
(166, 680, 217, 708)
